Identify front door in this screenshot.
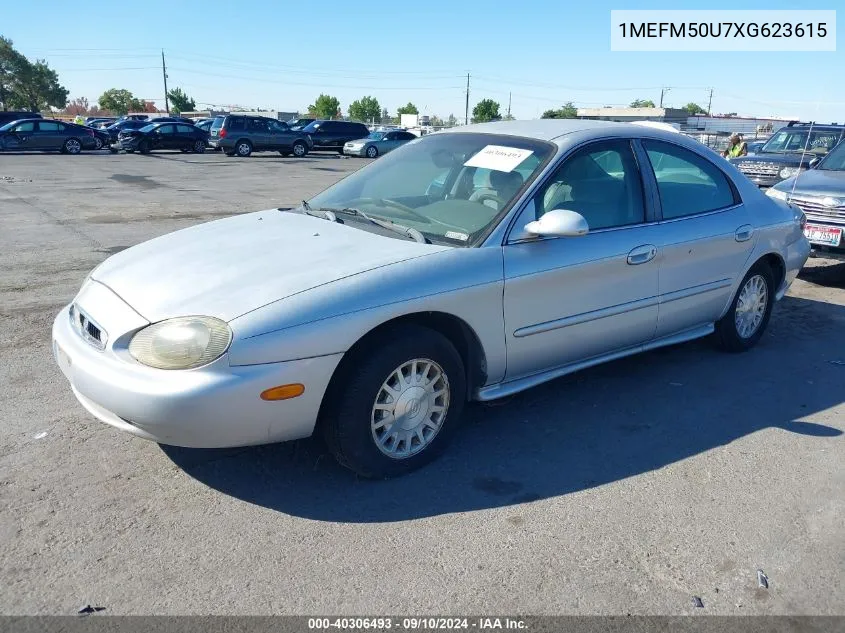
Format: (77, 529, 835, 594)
(639, 140, 757, 337)
(503, 139, 660, 380)
(4, 121, 36, 150)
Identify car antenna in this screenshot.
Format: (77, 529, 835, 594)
(791, 119, 815, 199)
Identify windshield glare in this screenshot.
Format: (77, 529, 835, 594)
(366, 132, 384, 141)
(139, 124, 157, 133)
(305, 133, 554, 246)
(302, 122, 321, 133)
(0, 121, 18, 132)
(763, 129, 842, 154)
(818, 141, 845, 171)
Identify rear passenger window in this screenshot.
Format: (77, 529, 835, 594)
(38, 121, 61, 132)
(249, 118, 269, 132)
(643, 140, 738, 219)
(176, 125, 194, 134)
(227, 118, 245, 131)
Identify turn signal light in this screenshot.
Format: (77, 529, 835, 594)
(219, 129, 227, 138)
(260, 383, 305, 401)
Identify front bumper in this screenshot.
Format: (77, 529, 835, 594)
(343, 145, 367, 156)
(51, 282, 342, 448)
(118, 137, 140, 150)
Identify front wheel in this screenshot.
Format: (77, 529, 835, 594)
(366, 145, 378, 159)
(235, 140, 252, 157)
(292, 141, 307, 157)
(714, 262, 775, 352)
(320, 326, 466, 478)
(93, 137, 103, 150)
(193, 140, 206, 153)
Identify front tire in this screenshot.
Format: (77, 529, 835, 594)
(320, 326, 466, 478)
(714, 262, 775, 352)
(366, 145, 378, 158)
(193, 139, 206, 153)
(292, 140, 307, 157)
(93, 137, 103, 150)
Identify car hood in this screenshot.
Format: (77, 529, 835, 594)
(778, 169, 845, 197)
(732, 152, 814, 166)
(90, 210, 449, 323)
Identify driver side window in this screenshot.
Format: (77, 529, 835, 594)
(534, 140, 645, 231)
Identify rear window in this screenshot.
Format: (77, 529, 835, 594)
(210, 117, 224, 131)
(226, 117, 245, 131)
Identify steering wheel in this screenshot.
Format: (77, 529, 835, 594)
(472, 192, 507, 208)
(351, 197, 430, 223)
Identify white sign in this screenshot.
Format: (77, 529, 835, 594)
(464, 145, 534, 173)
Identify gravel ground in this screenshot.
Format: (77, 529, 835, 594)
(0, 151, 843, 616)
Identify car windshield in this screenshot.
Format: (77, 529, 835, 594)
(304, 132, 555, 246)
(301, 121, 322, 133)
(0, 121, 21, 132)
(139, 124, 157, 133)
(366, 132, 385, 141)
(762, 129, 842, 155)
(818, 141, 845, 171)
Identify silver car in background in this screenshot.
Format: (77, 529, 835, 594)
(344, 129, 418, 158)
(52, 120, 810, 478)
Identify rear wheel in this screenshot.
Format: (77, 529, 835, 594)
(62, 138, 82, 155)
(193, 139, 206, 153)
(714, 261, 775, 352)
(320, 325, 466, 478)
(235, 140, 252, 157)
(292, 141, 307, 157)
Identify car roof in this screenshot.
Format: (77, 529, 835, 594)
(438, 119, 692, 146)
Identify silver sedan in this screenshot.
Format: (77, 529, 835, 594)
(52, 120, 811, 478)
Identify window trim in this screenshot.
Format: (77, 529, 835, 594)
(505, 138, 650, 244)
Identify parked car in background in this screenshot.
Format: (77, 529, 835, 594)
(86, 117, 117, 128)
(87, 126, 112, 150)
(731, 122, 845, 187)
(195, 119, 214, 133)
(0, 111, 42, 127)
(210, 114, 312, 157)
(287, 118, 315, 130)
(302, 120, 369, 153)
(52, 120, 809, 478)
(118, 122, 208, 154)
(0, 118, 97, 154)
(343, 129, 417, 158)
(745, 140, 767, 155)
(767, 139, 845, 261)
(149, 116, 196, 125)
(102, 119, 153, 151)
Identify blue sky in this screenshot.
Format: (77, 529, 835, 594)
(3, 0, 842, 121)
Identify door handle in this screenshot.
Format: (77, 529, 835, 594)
(735, 224, 754, 242)
(627, 244, 657, 265)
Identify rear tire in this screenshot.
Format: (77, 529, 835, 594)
(714, 261, 775, 352)
(320, 325, 466, 479)
(62, 138, 82, 155)
(193, 139, 206, 153)
(235, 140, 252, 157)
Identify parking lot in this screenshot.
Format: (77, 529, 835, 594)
(1, 150, 843, 615)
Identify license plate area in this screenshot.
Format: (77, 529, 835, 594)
(804, 224, 842, 246)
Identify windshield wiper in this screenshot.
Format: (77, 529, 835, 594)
(301, 200, 338, 223)
(313, 206, 427, 244)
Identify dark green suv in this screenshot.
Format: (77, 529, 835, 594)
(209, 115, 313, 158)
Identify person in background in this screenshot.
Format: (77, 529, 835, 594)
(722, 133, 748, 158)
(73, 114, 85, 126)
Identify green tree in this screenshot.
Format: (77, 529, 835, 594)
(397, 102, 419, 117)
(0, 37, 28, 111)
(7, 59, 68, 111)
(98, 89, 146, 115)
(541, 102, 578, 119)
(471, 98, 501, 123)
(167, 87, 195, 114)
(348, 95, 381, 123)
(683, 102, 707, 115)
(629, 99, 656, 108)
(446, 113, 457, 127)
(308, 93, 340, 119)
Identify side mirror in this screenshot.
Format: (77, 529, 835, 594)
(809, 157, 821, 169)
(524, 209, 589, 238)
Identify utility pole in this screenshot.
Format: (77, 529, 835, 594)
(507, 92, 512, 119)
(161, 50, 170, 114)
(707, 88, 713, 115)
(465, 73, 470, 125)
(659, 86, 669, 108)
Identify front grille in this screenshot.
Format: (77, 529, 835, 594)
(69, 304, 107, 350)
(790, 195, 845, 222)
(737, 161, 780, 178)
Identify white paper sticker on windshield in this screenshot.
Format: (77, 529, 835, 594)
(464, 145, 534, 173)
(445, 231, 469, 242)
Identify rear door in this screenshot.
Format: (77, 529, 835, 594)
(248, 118, 270, 149)
(155, 124, 177, 150)
(33, 120, 65, 149)
(267, 119, 292, 150)
(640, 139, 756, 338)
(4, 121, 37, 150)
(176, 124, 197, 149)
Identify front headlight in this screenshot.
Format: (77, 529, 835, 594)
(766, 188, 788, 201)
(779, 166, 805, 179)
(129, 316, 232, 370)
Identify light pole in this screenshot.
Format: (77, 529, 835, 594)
(659, 86, 671, 108)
